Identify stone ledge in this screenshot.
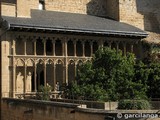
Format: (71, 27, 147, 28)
(2, 98, 79, 108)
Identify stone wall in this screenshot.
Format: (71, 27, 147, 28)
(118, 0, 160, 32)
(1, 98, 160, 120)
(1, 0, 16, 17)
(0, 32, 11, 97)
(1, 0, 107, 17)
(43, 0, 107, 17)
(16, 0, 39, 17)
(136, 0, 160, 32)
(1, 98, 76, 120)
(119, 0, 144, 30)
(1, 98, 105, 120)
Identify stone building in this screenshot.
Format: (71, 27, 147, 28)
(0, 0, 159, 98)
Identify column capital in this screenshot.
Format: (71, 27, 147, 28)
(89, 41, 93, 45)
(52, 39, 56, 43)
(73, 39, 77, 44)
(61, 38, 69, 43)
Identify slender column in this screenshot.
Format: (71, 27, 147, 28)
(74, 63, 77, 79)
(63, 65, 68, 85)
(108, 42, 112, 48)
(23, 38, 27, 55)
(123, 43, 126, 56)
(116, 42, 119, 52)
(34, 62, 37, 92)
(98, 40, 103, 48)
(24, 62, 27, 93)
(64, 39, 68, 56)
(52, 39, 56, 56)
(63, 38, 68, 85)
(131, 44, 134, 53)
(43, 39, 46, 56)
(62, 40, 65, 56)
(33, 40, 37, 55)
(12, 38, 16, 97)
(53, 64, 56, 91)
(73, 40, 77, 57)
(14, 64, 17, 94)
(90, 42, 93, 57)
(44, 62, 47, 87)
(82, 41, 85, 57)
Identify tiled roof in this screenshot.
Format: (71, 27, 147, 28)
(1, 9, 148, 37)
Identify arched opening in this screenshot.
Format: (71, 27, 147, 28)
(46, 62, 54, 89)
(104, 41, 109, 47)
(16, 59, 25, 93)
(68, 60, 75, 84)
(111, 42, 117, 50)
(85, 41, 91, 57)
(36, 38, 44, 55)
(93, 41, 98, 54)
(16, 37, 24, 55)
(36, 60, 44, 90)
(26, 39, 33, 55)
(56, 60, 63, 90)
(55, 39, 62, 56)
(68, 40, 74, 56)
(76, 40, 82, 56)
(46, 39, 53, 56)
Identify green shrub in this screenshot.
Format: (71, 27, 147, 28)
(36, 85, 52, 100)
(118, 99, 151, 110)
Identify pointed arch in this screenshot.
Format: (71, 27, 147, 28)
(55, 59, 64, 65)
(26, 58, 34, 66)
(37, 58, 45, 65)
(68, 59, 75, 65)
(76, 59, 84, 66)
(46, 59, 54, 65)
(16, 58, 25, 66)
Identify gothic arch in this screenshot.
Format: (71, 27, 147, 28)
(55, 59, 64, 65)
(68, 59, 75, 65)
(16, 58, 25, 66)
(26, 58, 34, 66)
(46, 59, 54, 65)
(37, 58, 45, 65)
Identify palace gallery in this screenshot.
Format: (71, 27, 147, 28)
(0, 0, 149, 98)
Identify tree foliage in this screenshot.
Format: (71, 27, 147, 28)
(66, 47, 160, 101)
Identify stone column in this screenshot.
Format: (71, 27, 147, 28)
(52, 39, 56, 56)
(43, 39, 46, 56)
(73, 40, 77, 57)
(23, 38, 27, 55)
(116, 42, 119, 52)
(64, 39, 68, 56)
(74, 63, 77, 79)
(108, 41, 112, 48)
(63, 65, 68, 85)
(63, 38, 68, 85)
(123, 43, 126, 56)
(82, 41, 85, 57)
(131, 44, 134, 53)
(53, 63, 56, 91)
(62, 40, 65, 56)
(24, 62, 27, 93)
(33, 39, 37, 55)
(13, 63, 16, 96)
(98, 40, 103, 48)
(44, 62, 47, 87)
(12, 38, 16, 97)
(90, 41, 93, 57)
(34, 62, 37, 92)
